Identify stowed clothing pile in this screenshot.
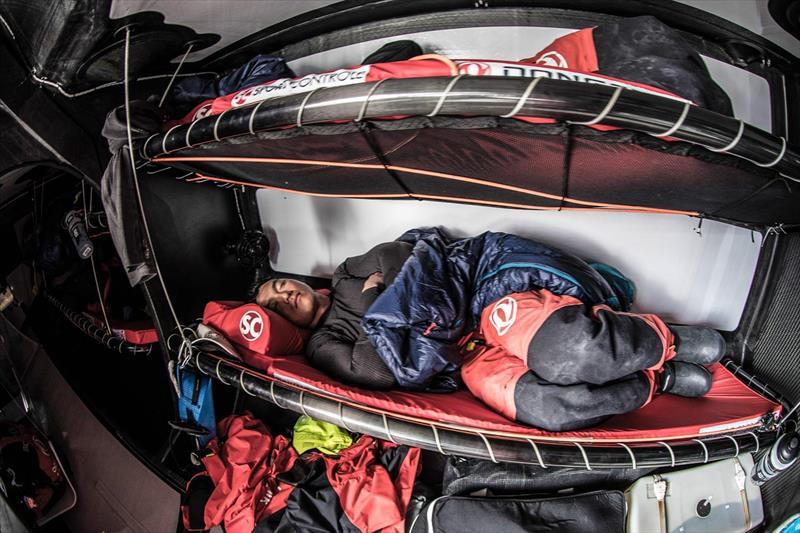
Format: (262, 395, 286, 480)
(181, 412, 420, 533)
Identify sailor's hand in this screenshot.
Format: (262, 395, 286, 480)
(362, 272, 384, 292)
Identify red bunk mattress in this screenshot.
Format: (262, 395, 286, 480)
(221, 347, 780, 443)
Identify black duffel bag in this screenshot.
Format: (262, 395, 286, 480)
(408, 490, 625, 533)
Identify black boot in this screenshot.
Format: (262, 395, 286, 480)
(658, 362, 712, 398)
(669, 325, 726, 366)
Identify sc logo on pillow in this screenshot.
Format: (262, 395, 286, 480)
(489, 296, 517, 336)
(240, 310, 264, 341)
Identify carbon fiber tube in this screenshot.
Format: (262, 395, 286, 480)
(192, 350, 776, 469)
(723, 359, 791, 412)
(45, 293, 153, 356)
(144, 76, 800, 179)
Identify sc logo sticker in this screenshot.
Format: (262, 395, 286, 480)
(240, 310, 264, 341)
(489, 296, 517, 336)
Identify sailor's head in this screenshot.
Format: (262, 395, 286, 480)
(254, 277, 330, 328)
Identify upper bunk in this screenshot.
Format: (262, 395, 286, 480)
(139, 15, 800, 229)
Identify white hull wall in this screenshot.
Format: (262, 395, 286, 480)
(258, 190, 762, 331)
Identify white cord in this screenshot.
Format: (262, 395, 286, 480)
(82, 181, 111, 334)
(233, 189, 246, 230)
(574, 442, 592, 470)
(500, 77, 543, 118)
(427, 75, 463, 117)
(158, 44, 194, 108)
(618, 442, 637, 469)
(755, 137, 787, 168)
(777, 399, 800, 429)
(525, 438, 547, 468)
(32, 70, 217, 99)
(693, 438, 709, 464)
(123, 28, 190, 356)
(706, 120, 744, 153)
(355, 78, 388, 122)
(658, 441, 676, 467)
(568, 86, 622, 126)
(653, 101, 690, 138)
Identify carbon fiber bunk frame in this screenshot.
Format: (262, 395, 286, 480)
(45, 293, 154, 356)
(189, 349, 780, 470)
(143, 76, 800, 180)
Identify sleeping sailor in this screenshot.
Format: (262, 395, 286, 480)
(255, 229, 725, 431)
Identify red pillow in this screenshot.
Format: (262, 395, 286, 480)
(202, 301, 308, 357)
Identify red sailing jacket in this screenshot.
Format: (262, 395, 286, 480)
(182, 412, 421, 533)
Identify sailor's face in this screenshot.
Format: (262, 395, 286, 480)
(255, 278, 319, 328)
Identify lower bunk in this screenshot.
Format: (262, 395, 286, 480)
(188, 348, 782, 470)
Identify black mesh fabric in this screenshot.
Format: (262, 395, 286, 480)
(750, 234, 800, 526)
(157, 121, 798, 225)
(751, 234, 800, 404)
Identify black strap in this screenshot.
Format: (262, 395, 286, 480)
(559, 125, 574, 211)
(357, 121, 416, 199)
(710, 176, 792, 219)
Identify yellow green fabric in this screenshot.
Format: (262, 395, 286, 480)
(292, 415, 353, 455)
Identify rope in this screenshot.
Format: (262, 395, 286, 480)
(338, 402, 353, 432)
(215, 359, 229, 385)
(500, 77, 542, 118)
(356, 122, 416, 199)
(427, 75, 463, 117)
(296, 88, 321, 128)
(568, 86, 622, 126)
(525, 438, 547, 468)
(653, 101, 690, 138)
(158, 44, 194, 109)
(382, 413, 397, 444)
(777, 399, 800, 429)
(755, 137, 787, 167)
(355, 79, 388, 122)
(476, 431, 498, 464)
(240, 370, 257, 396)
(248, 100, 266, 135)
(658, 441, 676, 467)
(431, 425, 446, 455)
(746, 431, 760, 454)
(618, 442, 637, 469)
(723, 435, 740, 457)
(707, 120, 744, 153)
(574, 442, 592, 470)
(81, 181, 111, 334)
(693, 438, 709, 463)
(123, 27, 190, 356)
(299, 391, 310, 417)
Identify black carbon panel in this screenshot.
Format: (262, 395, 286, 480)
(762, 457, 800, 527)
(751, 234, 800, 404)
(751, 233, 800, 526)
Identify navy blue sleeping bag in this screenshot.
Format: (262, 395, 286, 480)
(362, 229, 624, 390)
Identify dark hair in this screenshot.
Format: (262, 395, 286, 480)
(248, 275, 273, 301)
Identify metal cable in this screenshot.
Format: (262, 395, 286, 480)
(123, 27, 190, 352)
(81, 181, 111, 334)
(158, 44, 194, 109)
